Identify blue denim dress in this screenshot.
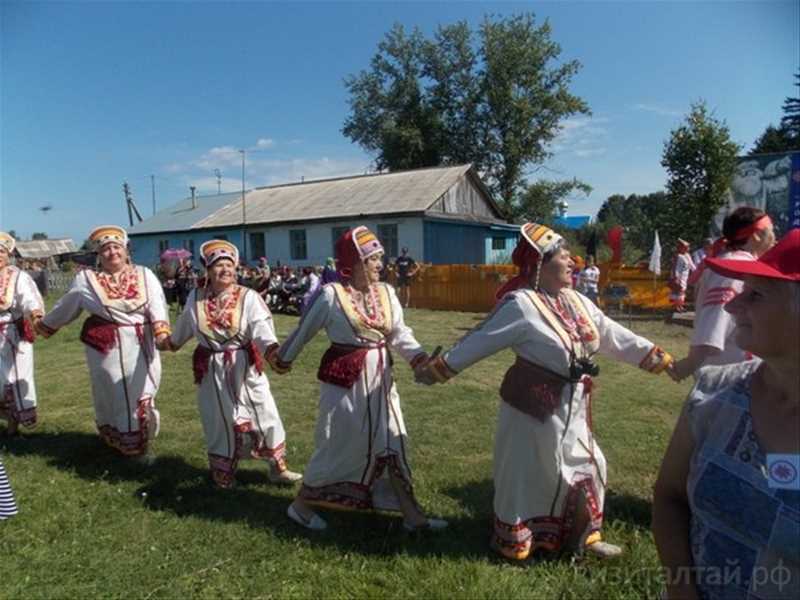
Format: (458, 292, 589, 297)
(686, 361, 800, 599)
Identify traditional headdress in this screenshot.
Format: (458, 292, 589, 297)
(88, 225, 128, 251)
(334, 226, 384, 281)
(677, 238, 690, 252)
(0, 231, 16, 254)
(199, 239, 239, 267)
(495, 222, 564, 301)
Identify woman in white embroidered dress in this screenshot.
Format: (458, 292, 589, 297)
(166, 240, 301, 489)
(35, 226, 170, 459)
(417, 223, 675, 561)
(0, 232, 45, 435)
(270, 226, 445, 532)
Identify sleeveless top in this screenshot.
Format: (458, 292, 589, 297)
(686, 361, 800, 599)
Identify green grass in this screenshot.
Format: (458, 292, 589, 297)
(0, 302, 693, 598)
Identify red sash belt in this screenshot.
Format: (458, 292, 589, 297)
(80, 315, 149, 354)
(192, 341, 264, 385)
(318, 342, 388, 389)
(0, 318, 35, 344)
(500, 356, 573, 422)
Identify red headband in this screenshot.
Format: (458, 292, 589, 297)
(731, 215, 772, 242)
(494, 239, 542, 302)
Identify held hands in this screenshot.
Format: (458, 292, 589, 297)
(155, 334, 173, 352)
(668, 358, 693, 382)
(413, 346, 444, 386)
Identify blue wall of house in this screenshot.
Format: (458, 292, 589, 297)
(130, 229, 244, 268)
(423, 220, 518, 264)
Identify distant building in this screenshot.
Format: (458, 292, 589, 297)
(553, 215, 591, 230)
(128, 164, 520, 267)
(13, 238, 77, 261)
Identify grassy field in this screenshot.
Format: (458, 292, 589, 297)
(0, 302, 694, 599)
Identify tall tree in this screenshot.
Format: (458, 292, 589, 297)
(596, 191, 670, 260)
(342, 14, 589, 215)
(750, 72, 800, 154)
(31, 232, 48, 240)
(661, 101, 740, 250)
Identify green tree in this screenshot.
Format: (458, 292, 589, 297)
(511, 178, 591, 223)
(661, 101, 740, 250)
(750, 72, 800, 154)
(596, 191, 670, 263)
(342, 14, 589, 215)
(31, 232, 48, 240)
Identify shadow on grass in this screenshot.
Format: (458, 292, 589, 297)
(604, 489, 652, 530)
(4, 430, 493, 561)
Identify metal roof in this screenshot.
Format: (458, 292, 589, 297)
(15, 238, 77, 259)
(127, 191, 241, 235)
(129, 164, 500, 236)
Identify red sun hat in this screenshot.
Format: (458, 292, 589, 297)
(705, 228, 800, 282)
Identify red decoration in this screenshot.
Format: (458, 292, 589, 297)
(607, 226, 623, 263)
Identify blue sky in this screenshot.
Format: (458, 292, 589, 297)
(1, 0, 797, 243)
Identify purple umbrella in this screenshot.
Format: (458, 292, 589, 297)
(160, 248, 192, 261)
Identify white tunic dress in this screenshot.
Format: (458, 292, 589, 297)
(441, 287, 668, 554)
(670, 253, 695, 304)
(0, 266, 44, 429)
(171, 286, 288, 488)
(277, 283, 425, 511)
(40, 266, 168, 455)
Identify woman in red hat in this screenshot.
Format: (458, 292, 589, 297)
(416, 223, 676, 562)
(269, 226, 444, 532)
(35, 226, 170, 461)
(0, 231, 44, 435)
(672, 207, 776, 380)
(166, 240, 301, 489)
(653, 229, 799, 600)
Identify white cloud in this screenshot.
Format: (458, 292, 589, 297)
(630, 103, 683, 117)
(574, 148, 607, 158)
(255, 138, 275, 149)
(551, 116, 610, 159)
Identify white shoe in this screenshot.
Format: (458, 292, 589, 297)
(403, 517, 448, 532)
(268, 468, 303, 485)
(287, 504, 327, 531)
(585, 540, 623, 558)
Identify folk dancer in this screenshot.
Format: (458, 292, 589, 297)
(668, 239, 695, 312)
(0, 232, 45, 434)
(35, 226, 170, 460)
(672, 207, 776, 380)
(269, 226, 446, 532)
(165, 240, 301, 489)
(416, 223, 675, 561)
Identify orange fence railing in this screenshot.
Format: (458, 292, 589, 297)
(389, 263, 672, 313)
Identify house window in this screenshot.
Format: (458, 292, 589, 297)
(492, 237, 506, 250)
(290, 230, 307, 260)
(249, 232, 265, 260)
(331, 226, 350, 255)
(377, 224, 398, 259)
(158, 239, 169, 254)
(182, 239, 195, 257)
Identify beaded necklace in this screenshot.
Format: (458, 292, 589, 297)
(345, 284, 386, 331)
(96, 266, 139, 300)
(205, 286, 241, 331)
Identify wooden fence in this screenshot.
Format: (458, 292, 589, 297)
(396, 263, 672, 313)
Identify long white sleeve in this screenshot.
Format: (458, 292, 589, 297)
(16, 271, 44, 318)
(41, 272, 87, 332)
(386, 284, 424, 363)
(278, 284, 334, 363)
(443, 294, 528, 373)
(245, 289, 279, 354)
(144, 267, 169, 326)
(579, 293, 656, 365)
(170, 289, 197, 350)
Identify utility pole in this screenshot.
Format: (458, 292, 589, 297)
(123, 182, 143, 226)
(214, 169, 222, 195)
(150, 174, 156, 215)
(240, 149, 247, 263)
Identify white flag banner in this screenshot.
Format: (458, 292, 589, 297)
(649, 231, 662, 276)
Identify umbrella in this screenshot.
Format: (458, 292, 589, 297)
(160, 248, 192, 261)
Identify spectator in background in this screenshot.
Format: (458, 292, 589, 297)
(578, 255, 600, 304)
(571, 255, 585, 289)
(175, 258, 198, 313)
(394, 247, 419, 308)
(256, 257, 271, 281)
(668, 239, 695, 312)
(672, 207, 776, 379)
(321, 257, 338, 284)
(691, 237, 713, 268)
